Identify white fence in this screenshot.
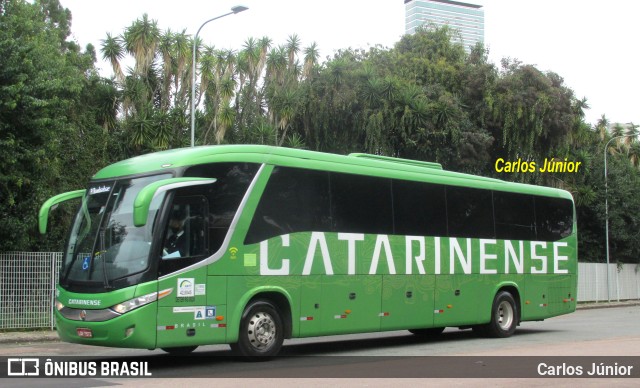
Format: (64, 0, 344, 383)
(0, 252, 62, 330)
(0, 252, 638, 330)
(577, 262, 640, 302)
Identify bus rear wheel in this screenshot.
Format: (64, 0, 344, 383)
(231, 299, 284, 359)
(473, 291, 518, 338)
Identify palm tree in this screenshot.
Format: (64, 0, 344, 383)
(257, 37, 272, 76)
(606, 123, 626, 156)
(123, 14, 160, 77)
(286, 34, 301, 69)
(100, 33, 125, 83)
(158, 29, 174, 112)
(573, 96, 589, 119)
(611, 123, 625, 137)
(624, 122, 639, 146)
(199, 45, 216, 107)
(266, 46, 288, 86)
(595, 114, 609, 141)
(206, 76, 236, 144)
(628, 141, 640, 169)
(242, 37, 260, 82)
(172, 30, 191, 106)
(274, 87, 298, 146)
(302, 42, 319, 80)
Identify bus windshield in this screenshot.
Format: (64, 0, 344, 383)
(61, 174, 171, 290)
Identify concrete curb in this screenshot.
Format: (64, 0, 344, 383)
(576, 300, 640, 310)
(0, 330, 60, 345)
(0, 301, 637, 345)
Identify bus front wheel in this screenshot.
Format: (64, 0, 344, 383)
(231, 299, 284, 358)
(473, 291, 518, 338)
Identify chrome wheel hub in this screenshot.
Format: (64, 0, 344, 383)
(247, 311, 276, 350)
(497, 300, 514, 330)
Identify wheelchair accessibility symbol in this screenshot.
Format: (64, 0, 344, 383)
(82, 256, 90, 271)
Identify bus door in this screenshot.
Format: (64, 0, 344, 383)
(155, 193, 216, 348)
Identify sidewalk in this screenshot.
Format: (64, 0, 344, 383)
(0, 329, 59, 345)
(0, 300, 638, 345)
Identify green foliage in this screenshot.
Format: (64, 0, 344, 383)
(0, 0, 113, 251)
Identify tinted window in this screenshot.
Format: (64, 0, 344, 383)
(245, 167, 331, 244)
(330, 172, 393, 235)
(494, 191, 537, 241)
(158, 195, 209, 276)
(447, 186, 494, 238)
(535, 196, 573, 241)
(393, 179, 447, 236)
(185, 163, 259, 251)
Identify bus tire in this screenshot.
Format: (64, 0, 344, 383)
(474, 291, 518, 338)
(409, 327, 445, 337)
(161, 346, 198, 355)
(232, 299, 284, 359)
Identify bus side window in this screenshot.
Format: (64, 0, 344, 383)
(393, 179, 447, 237)
(330, 172, 393, 235)
(159, 195, 208, 275)
(447, 186, 495, 239)
(245, 167, 331, 245)
(535, 196, 573, 241)
(494, 191, 536, 241)
(184, 162, 260, 253)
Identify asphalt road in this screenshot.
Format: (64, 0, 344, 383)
(1, 305, 639, 386)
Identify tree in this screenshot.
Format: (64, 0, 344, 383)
(0, 0, 114, 251)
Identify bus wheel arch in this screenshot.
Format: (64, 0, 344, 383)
(474, 287, 520, 338)
(248, 291, 292, 339)
(497, 285, 521, 325)
(230, 291, 292, 358)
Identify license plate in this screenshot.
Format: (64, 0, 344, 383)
(77, 328, 93, 338)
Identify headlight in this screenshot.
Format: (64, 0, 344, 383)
(55, 299, 64, 311)
(110, 288, 172, 315)
(110, 292, 158, 314)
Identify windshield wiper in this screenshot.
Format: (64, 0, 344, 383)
(97, 229, 113, 290)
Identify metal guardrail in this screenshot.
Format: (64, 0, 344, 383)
(0, 252, 638, 330)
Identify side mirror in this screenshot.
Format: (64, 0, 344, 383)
(39, 190, 86, 234)
(133, 177, 217, 227)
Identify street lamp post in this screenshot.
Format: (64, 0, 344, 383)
(190, 5, 248, 147)
(603, 134, 635, 302)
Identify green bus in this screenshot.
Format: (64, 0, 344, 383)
(40, 145, 577, 357)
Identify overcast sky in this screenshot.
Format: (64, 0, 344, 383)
(60, 0, 639, 127)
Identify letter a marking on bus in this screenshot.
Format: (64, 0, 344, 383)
(369, 235, 396, 275)
(303, 232, 334, 275)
